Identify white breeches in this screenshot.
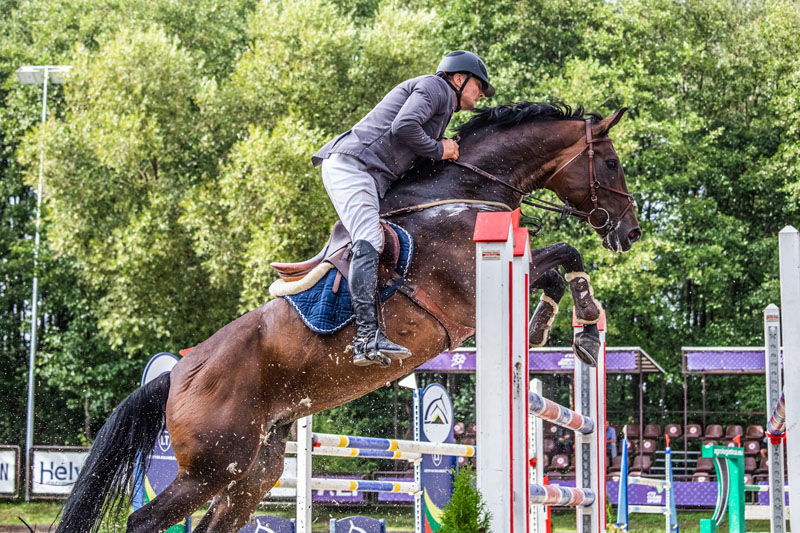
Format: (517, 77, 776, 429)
(321, 153, 385, 252)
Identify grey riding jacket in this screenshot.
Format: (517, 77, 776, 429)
(312, 75, 455, 197)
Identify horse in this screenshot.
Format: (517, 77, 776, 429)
(56, 102, 641, 532)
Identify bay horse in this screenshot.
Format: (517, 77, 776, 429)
(57, 103, 641, 532)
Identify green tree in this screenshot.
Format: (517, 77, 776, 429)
(439, 465, 492, 533)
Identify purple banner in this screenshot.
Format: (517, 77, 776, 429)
(606, 480, 723, 507)
(683, 350, 766, 372)
(419, 350, 639, 373)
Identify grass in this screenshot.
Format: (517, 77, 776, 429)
(0, 502, 787, 532)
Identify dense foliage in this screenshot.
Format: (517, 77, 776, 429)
(1, 0, 798, 445)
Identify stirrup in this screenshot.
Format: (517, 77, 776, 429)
(353, 332, 392, 368)
(353, 349, 391, 367)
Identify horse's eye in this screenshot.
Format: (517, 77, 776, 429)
(606, 159, 618, 170)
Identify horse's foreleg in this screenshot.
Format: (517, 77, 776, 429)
(530, 243, 602, 366)
(529, 269, 565, 347)
(530, 243, 602, 325)
(193, 423, 292, 532)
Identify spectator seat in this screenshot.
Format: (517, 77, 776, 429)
(624, 424, 641, 439)
(695, 457, 715, 473)
(725, 425, 744, 439)
(745, 425, 765, 439)
(543, 438, 556, 455)
(630, 455, 652, 475)
(644, 424, 662, 439)
(743, 440, 761, 455)
(641, 439, 657, 455)
(549, 454, 571, 471)
(685, 424, 703, 439)
(705, 424, 724, 440)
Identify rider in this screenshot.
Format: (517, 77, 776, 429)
(312, 50, 495, 367)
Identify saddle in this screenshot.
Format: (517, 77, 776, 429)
(270, 221, 402, 288)
(268, 220, 474, 350)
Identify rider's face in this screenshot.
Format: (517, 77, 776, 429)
(454, 74, 485, 111)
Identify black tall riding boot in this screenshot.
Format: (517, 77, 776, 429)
(349, 240, 412, 367)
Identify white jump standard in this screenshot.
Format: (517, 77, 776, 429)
(763, 303, 786, 533)
(777, 226, 800, 532)
(473, 210, 606, 533)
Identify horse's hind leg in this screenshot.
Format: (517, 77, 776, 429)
(127, 423, 265, 531)
(193, 423, 292, 532)
(529, 268, 565, 347)
(126, 468, 230, 532)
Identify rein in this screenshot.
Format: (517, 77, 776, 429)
(449, 159, 586, 219)
(451, 120, 635, 234)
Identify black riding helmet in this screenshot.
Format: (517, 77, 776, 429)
(436, 50, 495, 111)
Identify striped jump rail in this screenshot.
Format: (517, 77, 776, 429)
(767, 391, 786, 436)
(528, 391, 595, 435)
(311, 433, 476, 458)
(285, 441, 422, 462)
(274, 477, 420, 494)
(529, 484, 596, 507)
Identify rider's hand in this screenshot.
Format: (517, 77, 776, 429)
(441, 139, 460, 160)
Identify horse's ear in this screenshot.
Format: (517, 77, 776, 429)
(593, 108, 628, 137)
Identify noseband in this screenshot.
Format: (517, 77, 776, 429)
(451, 119, 636, 235)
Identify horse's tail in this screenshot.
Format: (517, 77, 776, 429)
(56, 373, 171, 533)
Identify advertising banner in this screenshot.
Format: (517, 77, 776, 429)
(0, 446, 19, 497)
(419, 383, 456, 532)
(30, 447, 89, 496)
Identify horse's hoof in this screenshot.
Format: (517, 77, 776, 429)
(573, 332, 599, 367)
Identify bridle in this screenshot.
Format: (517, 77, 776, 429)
(451, 119, 636, 235)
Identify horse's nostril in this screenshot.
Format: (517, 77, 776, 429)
(628, 228, 642, 243)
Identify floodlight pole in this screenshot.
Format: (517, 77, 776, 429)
(16, 65, 70, 500)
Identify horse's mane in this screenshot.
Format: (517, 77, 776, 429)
(396, 102, 601, 185)
(456, 102, 602, 138)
